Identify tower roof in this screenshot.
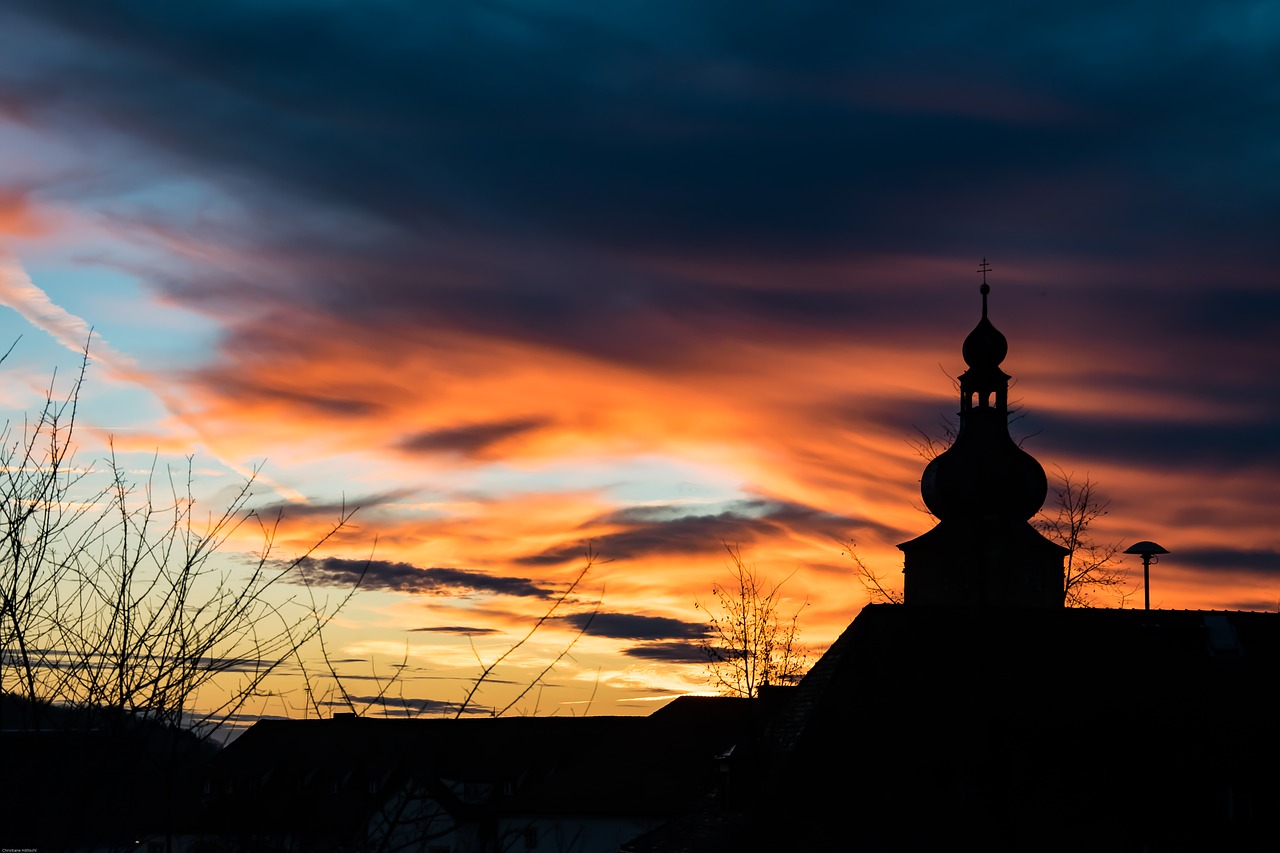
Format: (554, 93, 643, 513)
(961, 283, 1008, 369)
(900, 272, 1066, 607)
(920, 283, 1047, 523)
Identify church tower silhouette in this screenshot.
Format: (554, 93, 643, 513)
(898, 276, 1068, 606)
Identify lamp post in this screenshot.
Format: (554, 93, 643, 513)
(1124, 540, 1169, 611)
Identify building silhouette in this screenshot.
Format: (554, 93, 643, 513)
(899, 284, 1069, 606)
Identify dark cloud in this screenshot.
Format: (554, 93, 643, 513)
(251, 490, 418, 520)
(409, 625, 503, 635)
(1170, 288, 1280, 340)
(1027, 413, 1280, 473)
(621, 641, 708, 664)
(520, 499, 880, 566)
(199, 375, 384, 418)
(560, 611, 708, 641)
(4, 1, 1277, 264)
(300, 557, 555, 598)
(1175, 548, 1280, 578)
(399, 418, 548, 458)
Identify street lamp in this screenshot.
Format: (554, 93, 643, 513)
(1124, 540, 1169, 611)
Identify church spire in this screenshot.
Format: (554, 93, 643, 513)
(921, 282, 1046, 523)
(898, 268, 1068, 607)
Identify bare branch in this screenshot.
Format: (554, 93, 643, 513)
(845, 540, 904, 605)
(697, 543, 810, 698)
(1, 340, 365, 741)
(1035, 466, 1135, 608)
(455, 546, 599, 718)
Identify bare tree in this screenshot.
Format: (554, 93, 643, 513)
(846, 467, 1132, 608)
(697, 544, 809, 698)
(845, 540, 904, 605)
(0, 344, 360, 738)
(1036, 467, 1132, 608)
(899, 409, 1132, 608)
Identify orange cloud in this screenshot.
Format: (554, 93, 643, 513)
(0, 187, 47, 237)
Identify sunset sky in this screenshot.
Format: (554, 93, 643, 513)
(1, 1, 1277, 720)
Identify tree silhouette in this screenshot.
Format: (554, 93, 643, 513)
(846, 540, 904, 605)
(0, 344, 359, 738)
(697, 544, 809, 698)
(1036, 467, 1131, 607)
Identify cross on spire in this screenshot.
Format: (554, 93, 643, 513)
(976, 258, 992, 315)
(977, 257, 992, 285)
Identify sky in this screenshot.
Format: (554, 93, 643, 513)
(1, 1, 1277, 720)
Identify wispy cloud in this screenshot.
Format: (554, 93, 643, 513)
(560, 611, 708, 641)
(622, 642, 707, 664)
(400, 418, 550, 459)
(300, 557, 557, 599)
(0, 255, 136, 377)
(522, 500, 875, 566)
(1173, 548, 1280, 577)
(0, 255, 312, 502)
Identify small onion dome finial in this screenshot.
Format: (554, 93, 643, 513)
(962, 283, 1007, 368)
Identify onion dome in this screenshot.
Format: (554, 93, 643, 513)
(920, 430, 1049, 522)
(961, 284, 1008, 369)
(920, 284, 1048, 522)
